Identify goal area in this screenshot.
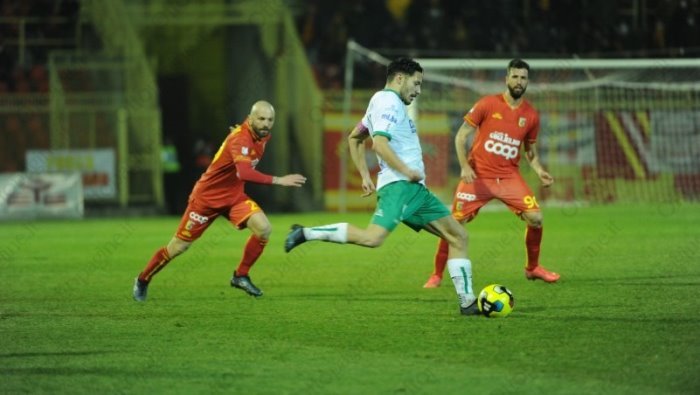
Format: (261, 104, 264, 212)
(330, 40, 700, 211)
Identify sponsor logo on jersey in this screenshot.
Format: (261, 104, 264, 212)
(409, 119, 416, 134)
(242, 147, 249, 156)
(381, 113, 397, 124)
(484, 140, 519, 160)
(489, 131, 521, 146)
(492, 112, 503, 119)
(456, 192, 477, 201)
(518, 117, 527, 127)
(374, 208, 384, 217)
(188, 211, 209, 224)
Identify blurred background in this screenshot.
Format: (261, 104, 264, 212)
(1, 0, 699, 220)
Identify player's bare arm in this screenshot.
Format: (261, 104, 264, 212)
(455, 121, 477, 183)
(372, 135, 423, 182)
(524, 141, 554, 187)
(273, 174, 307, 187)
(348, 124, 376, 196)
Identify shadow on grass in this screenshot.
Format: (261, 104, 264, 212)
(279, 293, 447, 302)
(0, 350, 114, 358)
(515, 306, 700, 324)
(0, 367, 126, 376)
(572, 274, 700, 285)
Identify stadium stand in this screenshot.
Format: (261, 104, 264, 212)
(0, 0, 80, 172)
(296, 0, 700, 88)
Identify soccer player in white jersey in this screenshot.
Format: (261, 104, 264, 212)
(285, 57, 479, 316)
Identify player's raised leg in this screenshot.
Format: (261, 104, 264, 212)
(133, 237, 192, 301)
(132, 204, 210, 301)
(285, 222, 390, 252)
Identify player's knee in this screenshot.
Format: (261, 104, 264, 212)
(452, 234, 468, 251)
(524, 212, 543, 228)
(445, 226, 467, 250)
(246, 212, 272, 241)
(253, 222, 272, 241)
(168, 242, 190, 257)
(361, 232, 386, 248)
(363, 237, 383, 248)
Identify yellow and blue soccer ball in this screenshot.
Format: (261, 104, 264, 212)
(477, 284, 515, 317)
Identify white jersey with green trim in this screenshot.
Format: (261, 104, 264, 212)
(361, 89, 425, 191)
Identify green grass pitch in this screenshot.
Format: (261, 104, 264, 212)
(1, 204, 699, 394)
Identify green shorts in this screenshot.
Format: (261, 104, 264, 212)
(371, 181, 451, 232)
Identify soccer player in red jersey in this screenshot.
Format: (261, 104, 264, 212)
(423, 59, 560, 288)
(133, 101, 306, 301)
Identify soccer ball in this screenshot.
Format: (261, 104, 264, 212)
(477, 284, 515, 317)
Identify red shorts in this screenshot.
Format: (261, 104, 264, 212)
(174, 195, 262, 242)
(451, 175, 540, 223)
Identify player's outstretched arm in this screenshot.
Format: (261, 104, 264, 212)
(348, 123, 375, 197)
(273, 174, 307, 187)
(235, 161, 306, 187)
(455, 122, 477, 183)
(372, 135, 423, 182)
(524, 141, 553, 187)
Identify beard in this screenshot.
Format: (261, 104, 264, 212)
(251, 125, 270, 138)
(508, 85, 526, 100)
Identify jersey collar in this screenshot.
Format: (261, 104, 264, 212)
(382, 88, 402, 101)
(502, 93, 523, 110)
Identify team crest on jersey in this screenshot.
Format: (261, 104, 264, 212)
(242, 147, 249, 156)
(518, 117, 527, 127)
(492, 112, 503, 120)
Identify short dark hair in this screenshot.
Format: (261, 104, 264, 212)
(387, 57, 423, 81)
(507, 59, 530, 74)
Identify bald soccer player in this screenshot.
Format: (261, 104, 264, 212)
(133, 101, 306, 301)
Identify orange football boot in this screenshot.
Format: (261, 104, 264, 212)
(525, 265, 560, 283)
(423, 274, 442, 288)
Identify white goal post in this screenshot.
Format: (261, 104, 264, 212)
(337, 39, 700, 211)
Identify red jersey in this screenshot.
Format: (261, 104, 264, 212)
(190, 120, 271, 207)
(464, 94, 540, 178)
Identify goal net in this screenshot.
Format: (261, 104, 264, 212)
(332, 40, 700, 210)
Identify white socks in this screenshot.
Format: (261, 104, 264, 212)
(447, 258, 475, 307)
(302, 223, 349, 243)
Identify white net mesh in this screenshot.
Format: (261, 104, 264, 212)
(413, 58, 700, 204)
(338, 41, 700, 209)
